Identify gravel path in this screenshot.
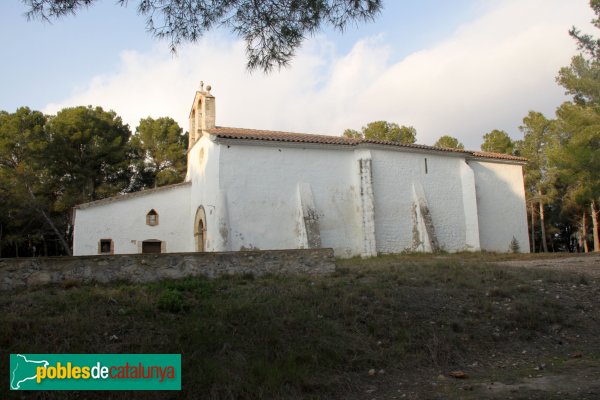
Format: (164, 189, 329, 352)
(494, 254, 600, 278)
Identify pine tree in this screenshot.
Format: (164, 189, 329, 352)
(130, 117, 188, 189)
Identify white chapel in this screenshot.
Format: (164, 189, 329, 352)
(73, 86, 530, 257)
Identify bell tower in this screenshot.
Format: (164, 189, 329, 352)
(188, 81, 216, 149)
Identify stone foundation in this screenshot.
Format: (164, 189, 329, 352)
(0, 248, 336, 291)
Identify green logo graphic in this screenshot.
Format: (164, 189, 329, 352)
(11, 354, 49, 390)
(9, 354, 181, 391)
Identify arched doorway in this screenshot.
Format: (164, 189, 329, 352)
(194, 206, 207, 252)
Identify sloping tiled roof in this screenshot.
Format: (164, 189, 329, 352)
(206, 127, 359, 145)
(75, 181, 191, 210)
(470, 151, 527, 162)
(206, 127, 527, 162)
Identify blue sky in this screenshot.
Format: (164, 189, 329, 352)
(1, 1, 150, 110)
(0, 1, 594, 148)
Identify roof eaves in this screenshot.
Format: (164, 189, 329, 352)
(75, 181, 192, 210)
(361, 139, 472, 155)
(208, 127, 528, 163)
(467, 152, 528, 164)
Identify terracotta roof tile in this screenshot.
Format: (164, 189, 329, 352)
(207, 127, 527, 163)
(470, 151, 527, 162)
(206, 127, 358, 145)
(361, 138, 470, 155)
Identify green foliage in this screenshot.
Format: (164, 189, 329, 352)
(0, 105, 134, 257)
(548, 1, 600, 244)
(157, 288, 187, 313)
(23, 0, 382, 72)
(516, 111, 554, 186)
(342, 128, 361, 139)
(566, 0, 600, 60)
(0, 107, 47, 169)
(509, 236, 521, 253)
(480, 129, 514, 154)
(556, 55, 600, 106)
(433, 135, 464, 149)
(45, 106, 133, 205)
(557, 2, 600, 105)
(343, 121, 417, 144)
(516, 112, 558, 203)
(514, 111, 559, 252)
(130, 117, 187, 189)
(502, 0, 600, 252)
(0, 105, 187, 256)
(550, 103, 600, 204)
(0, 108, 57, 256)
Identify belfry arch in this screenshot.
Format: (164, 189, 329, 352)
(194, 206, 207, 252)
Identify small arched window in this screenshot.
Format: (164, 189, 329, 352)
(146, 209, 159, 226)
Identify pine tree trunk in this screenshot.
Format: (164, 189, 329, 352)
(539, 190, 548, 252)
(26, 184, 72, 256)
(530, 201, 536, 253)
(583, 209, 589, 253)
(591, 200, 600, 252)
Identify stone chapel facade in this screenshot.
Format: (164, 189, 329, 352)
(73, 87, 530, 257)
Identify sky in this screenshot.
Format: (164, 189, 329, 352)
(0, 0, 595, 149)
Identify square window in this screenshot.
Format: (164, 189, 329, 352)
(99, 239, 113, 254)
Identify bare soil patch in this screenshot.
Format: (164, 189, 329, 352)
(494, 253, 600, 277)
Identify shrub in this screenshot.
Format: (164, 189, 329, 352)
(509, 236, 520, 253)
(157, 289, 186, 313)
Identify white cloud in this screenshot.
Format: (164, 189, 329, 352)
(45, 0, 593, 149)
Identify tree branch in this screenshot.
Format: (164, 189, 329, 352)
(26, 184, 72, 256)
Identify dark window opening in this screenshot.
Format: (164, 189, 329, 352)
(424, 158, 428, 174)
(142, 240, 162, 254)
(99, 239, 113, 254)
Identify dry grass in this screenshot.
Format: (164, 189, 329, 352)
(2, 253, 599, 399)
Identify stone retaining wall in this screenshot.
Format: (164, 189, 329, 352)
(0, 248, 336, 291)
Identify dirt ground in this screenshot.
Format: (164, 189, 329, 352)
(346, 253, 600, 400)
(495, 254, 600, 278)
(3, 253, 599, 399)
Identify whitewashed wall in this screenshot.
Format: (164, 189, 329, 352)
(73, 137, 530, 257)
(459, 160, 481, 251)
(216, 141, 496, 257)
(73, 184, 191, 256)
(471, 160, 530, 253)
(370, 149, 473, 253)
(218, 142, 363, 257)
(187, 134, 225, 251)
